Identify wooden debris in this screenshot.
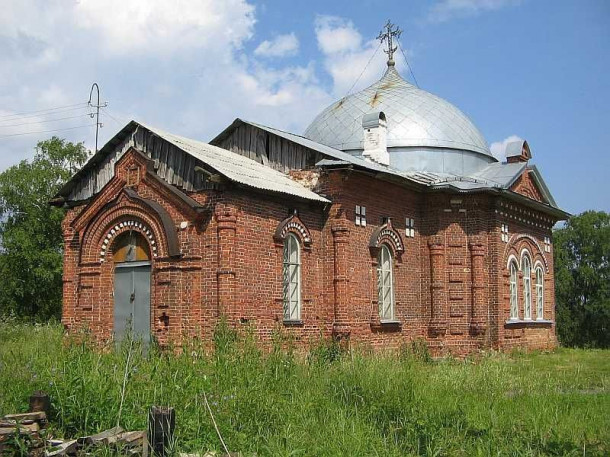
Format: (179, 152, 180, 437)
(45, 439, 77, 457)
(29, 391, 51, 418)
(3, 411, 47, 423)
(77, 425, 124, 446)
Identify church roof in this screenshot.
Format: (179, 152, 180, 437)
(54, 120, 329, 204)
(303, 66, 492, 158)
(138, 122, 329, 203)
(212, 118, 566, 216)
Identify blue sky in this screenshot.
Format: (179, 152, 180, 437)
(0, 0, 608, 214)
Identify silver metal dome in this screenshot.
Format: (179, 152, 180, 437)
(304, 66, 491, 158)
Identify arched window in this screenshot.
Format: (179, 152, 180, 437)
(283, 233, 301, 321)
(377, 244, 395, 321)
(113, 231, 151, 263)
(509, 261, 519, 320)
(522, 255, 532, 320)
(535, 266, 544, 320)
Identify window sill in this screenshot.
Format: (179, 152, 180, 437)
(380, 320, 401, 325)
(504, 319, 553, 328)
(283, 320, 304, 327)
(371, 319, 402, 331)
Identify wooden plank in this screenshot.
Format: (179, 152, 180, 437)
(165, 145, 176, 184)
(78, 426, 124, 446)
(249, 124, 258, 161)
(45, 440, 78, 457)
(174, 151, 184, 187)
(3, 412, 46, 422)
(183, 155, 194, 191)
(159, 141, 168, 177)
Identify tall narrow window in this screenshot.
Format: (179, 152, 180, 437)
(377, 244, 395, 321)
(522, 255, 532, 320)
(509, 261, 519, 320)
(283, 234, 301, 321)
(536, 266, 544, 320)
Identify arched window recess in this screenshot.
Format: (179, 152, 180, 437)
(273, 209, 312, 249)
(369, 217, 404, 258)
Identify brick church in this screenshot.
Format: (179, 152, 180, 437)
(52, 25, 568, 355)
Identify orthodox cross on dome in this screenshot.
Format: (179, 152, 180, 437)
(377, 20, 402, 67)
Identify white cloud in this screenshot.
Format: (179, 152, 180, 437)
(490, 134, 523, 161)
(254, 33, 299, 57)
(0, 0, 334, 172)
(314, 16, 362, 55)
(314, 15, 414, 97)
(74, 0, 256, 55)
(428, 0, 522, 23)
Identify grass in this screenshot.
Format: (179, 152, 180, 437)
(0, 320, 608, 456)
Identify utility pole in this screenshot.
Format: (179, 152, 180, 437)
(88, 83, 107, 153)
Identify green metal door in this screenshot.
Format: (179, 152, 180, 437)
(114, 261, 151, 343)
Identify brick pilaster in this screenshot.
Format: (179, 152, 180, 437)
(469, 236, 487, 335)
(215, 203, 237, 320)
(428, 235, 447, 336)
(331, 222, 351, 341)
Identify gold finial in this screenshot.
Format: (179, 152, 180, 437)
(377, 20, 402, 67)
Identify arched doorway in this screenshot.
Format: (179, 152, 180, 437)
(113, 231, 151, 343)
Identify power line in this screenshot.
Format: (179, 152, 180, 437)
(0, 113, 93, 128)
(396, 36, 419, 88)
(0, 123, 96, 140)
(0, 105, 92, 122)
(101, 107, 126, 127)
(0, 102, 89, 120)
(345, 41, 382, 97)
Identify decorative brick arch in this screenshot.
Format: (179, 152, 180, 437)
(79, 190, 180, 264)
(503, 233, 549, 273)
(99, 219, 158, 262)
(273, 210, 312, 248)
(369, 218, 404, 257)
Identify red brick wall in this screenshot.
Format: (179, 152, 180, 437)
(511, 169, 544, 202)
(61, 149, 559, 355)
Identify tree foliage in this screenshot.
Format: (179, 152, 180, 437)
(554, 211, 610, 348)
(0, 137, 88, 320)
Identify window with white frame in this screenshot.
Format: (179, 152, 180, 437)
(355, 205, 367, 226)
(536, 266, 544, 319)
(509, 261, 519, 320)
(405, 218, 415, 238)
(544, 237, 551, 253)
(501, 224, 509, 243)
(283, 233, 301, 321)
(522, 255, 532, 319)
(377, 244, 395, 321)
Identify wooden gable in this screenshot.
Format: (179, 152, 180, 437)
(211, 121, 324, 173)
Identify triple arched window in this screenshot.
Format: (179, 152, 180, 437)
(282, 233, 301, 321)
(508, 251, 544, 321)
(377, 244, 395, 321)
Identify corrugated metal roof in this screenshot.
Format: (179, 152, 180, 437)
(138, 122, 329, 203)
(238, 119, 529, 191)
(304, 66, 491, 156)
(471, 162, 527, 188)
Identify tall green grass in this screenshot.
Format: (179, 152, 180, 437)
(1, 319, 608, 456)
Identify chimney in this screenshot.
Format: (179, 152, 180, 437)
(505, 140, 531, 164)
(362, 111, 389, 166)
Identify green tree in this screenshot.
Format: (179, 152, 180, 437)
(554, 211, 610, 348)
(0, 137, 88, 320)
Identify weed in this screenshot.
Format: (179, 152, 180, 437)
(0, 321, 608, 456)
